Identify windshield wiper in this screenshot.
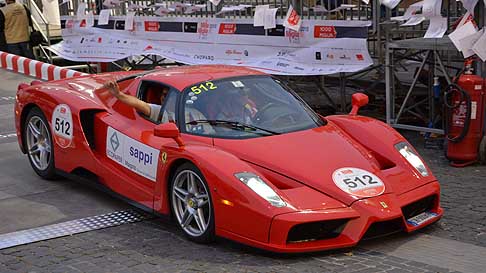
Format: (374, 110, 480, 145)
(187, 119, 280, 135)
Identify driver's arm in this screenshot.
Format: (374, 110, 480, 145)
(104, 81, 151, 116)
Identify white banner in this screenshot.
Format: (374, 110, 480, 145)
(50, 16, 372, 76)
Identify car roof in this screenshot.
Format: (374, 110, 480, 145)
(140, 65, 267, 91)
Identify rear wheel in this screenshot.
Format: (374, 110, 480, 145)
(24, 107, 56, 179)
(170, 162, 215, 243)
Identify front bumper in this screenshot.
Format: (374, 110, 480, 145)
(219, 180, 442, 253)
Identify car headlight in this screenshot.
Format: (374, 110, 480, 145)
(395, 142, 429, 177)
(234, 172, 286, 207)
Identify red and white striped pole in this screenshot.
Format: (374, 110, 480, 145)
(0, 51, 88, 81)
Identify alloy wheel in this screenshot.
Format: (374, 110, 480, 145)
(26, 116, 52, 171)
(171, 170, 211, 237)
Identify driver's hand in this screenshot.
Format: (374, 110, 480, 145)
(103, 80, 121, 98)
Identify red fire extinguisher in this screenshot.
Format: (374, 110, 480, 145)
(444, 60, 485, 166)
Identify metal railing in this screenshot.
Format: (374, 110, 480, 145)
(26, 0, 53, 62)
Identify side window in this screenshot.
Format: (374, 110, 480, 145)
(159, 90, 177, 124)
(138, 81, 177, 124)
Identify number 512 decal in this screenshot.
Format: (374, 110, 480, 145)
(332, 167, 385, 198)
(51, 104, 73, 148)
(55, 118, 71, 135)
(191, 82, 217, 95)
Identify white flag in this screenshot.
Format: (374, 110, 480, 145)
(424, 17, 447, 38)
(449, 21, 478, 52)
(422, 0, 441, 17)
(283, 5, 302, 32)
(472, 29, 486, 61)
(125, 11, 135, 31)
(253, 5, 269, 27)
(86, 11, 94, 27)
(76, 2, 87, 17)
(264, 8, 278, 30)
(98, 9, 110, 25)
(460, 29, 484, 58)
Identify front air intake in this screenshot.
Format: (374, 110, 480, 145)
(402, 195, 437, 220)
(287, 219, 348, 243)
(362, 218, 404, 240)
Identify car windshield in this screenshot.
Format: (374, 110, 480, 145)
(182, 76, 325, 138)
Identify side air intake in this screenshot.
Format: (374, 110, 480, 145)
(79, 109, 104, 149)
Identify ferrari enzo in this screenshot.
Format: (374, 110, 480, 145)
(15, 65, 442, 252)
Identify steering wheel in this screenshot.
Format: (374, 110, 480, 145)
(254, 103, 299, 126)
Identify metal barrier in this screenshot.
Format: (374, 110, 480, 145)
(383, 2, 484, 134)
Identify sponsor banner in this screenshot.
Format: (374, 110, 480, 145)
(106, 126, 159, 182)
(51, 16, 372, 75)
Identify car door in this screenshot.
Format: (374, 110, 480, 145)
(95, 79, 179, 210)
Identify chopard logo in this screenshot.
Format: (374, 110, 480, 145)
(194, 54, 214, 61)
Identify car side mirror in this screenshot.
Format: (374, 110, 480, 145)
(349, 93, 369, 116)
(154, 123, 184, 147)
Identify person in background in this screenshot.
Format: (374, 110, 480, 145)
(0, 0, 35, 58)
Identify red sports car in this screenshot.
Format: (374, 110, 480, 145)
(14, 65, 442, 252)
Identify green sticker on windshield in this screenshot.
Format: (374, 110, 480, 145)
(190, 82, 217, 95)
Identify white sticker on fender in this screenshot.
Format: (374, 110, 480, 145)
(51, 104, 73, 148)
(106, 126, 159, 182)
(332, 167, 385, 198)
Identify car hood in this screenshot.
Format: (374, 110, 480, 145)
(213, 122, 395, 205)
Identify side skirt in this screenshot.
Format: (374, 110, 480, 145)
(55, 169, 172, 221)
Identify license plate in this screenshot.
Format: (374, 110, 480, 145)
(406, 211, 438, 226)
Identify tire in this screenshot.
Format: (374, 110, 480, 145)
(170, 162, 215, 243)
(23, 107, 56, 179)
(479, 136, 486, 165)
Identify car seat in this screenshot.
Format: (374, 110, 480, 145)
(145, 86, 163, 105)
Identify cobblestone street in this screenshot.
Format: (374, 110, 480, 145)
(410, 133, 486, 248)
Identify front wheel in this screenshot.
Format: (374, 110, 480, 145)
(24, 107, 56, 179)
(170, 162, 215, 243)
